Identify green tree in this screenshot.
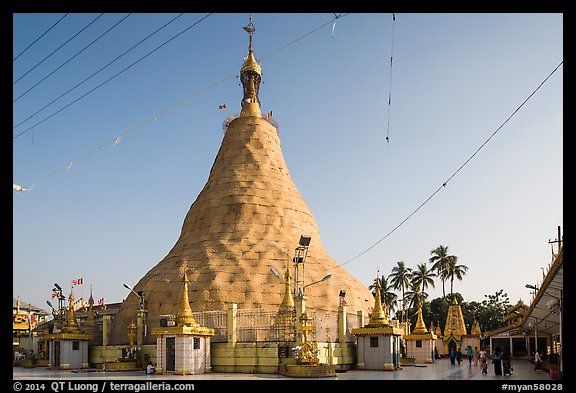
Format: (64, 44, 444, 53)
(411, 262, 436, 298)
(445, 255, 469, 295)
(428, 293, 465, 333)
(428, 291, 511, 337)
(404, 281, 426, 309)
(477, 289, 511, 332)
(428, 245, 454, 297)
(389, 261, 413, 322)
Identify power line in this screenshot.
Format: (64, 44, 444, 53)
(13, 13, 185, 131)
(13, 14, 104, 85)
(385, 13, 395, 144)
(13, 13, 69, 62)
(13, 13, 212, 140)
(15, 13, 351, 190)
(13, 14, 132, 103)
(336, 60, 563, 269)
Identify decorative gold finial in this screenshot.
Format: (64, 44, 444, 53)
(176, 268, 198, 327)
(61, 289, 81, 333)
(367, 278, 389, 327)
(279, 262, 295, 310)
(127, 320, 136, 348)
(240, 15, 262, 118)
(412, 301, 429, 334)
(243, 15, 255, 53)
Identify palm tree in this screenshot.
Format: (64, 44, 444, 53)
(389, 261, 412, 322)
(445, 255, 469, 294)
(405, 281, 428, 309)
(369, 274, 398, 316)
(429, 245, 454, 297)
(411, 262, 436, 298)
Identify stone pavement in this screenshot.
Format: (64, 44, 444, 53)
(13, 358, 557, 381)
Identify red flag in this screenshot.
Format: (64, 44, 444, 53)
(72, 278, 83, 286)
(219, 103, 227, 109)
(98, 298, 104, 306)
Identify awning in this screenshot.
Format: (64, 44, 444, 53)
(520, 246, 563, 336)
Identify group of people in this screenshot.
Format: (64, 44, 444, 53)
(448, 345, 513, 376)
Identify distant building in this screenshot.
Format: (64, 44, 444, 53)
(13, 298, 49, 349)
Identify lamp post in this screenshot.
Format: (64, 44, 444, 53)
(525, 284, 540, 357)
(52, 283, 66, 329)
(123, 283, 147, 366)
(270, 235, 332, 345)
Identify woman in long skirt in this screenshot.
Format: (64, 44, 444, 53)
(493, 346, 503, 375)
(473, 346, 479, 366)
(502, 348, 512, 376)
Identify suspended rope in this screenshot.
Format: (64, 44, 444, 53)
(13, 13, 212, 140)
(13, 14, 104, 85)
(13, 13, 69, 62)
(12, 13, 185, 132)
(331, 13, 342, 38)
(334, 60, 563, 269)
(386, 13, 395, 144)
(13, 14, 133, 103)
(14, 14, 351, 191)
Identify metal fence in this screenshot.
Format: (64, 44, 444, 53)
(187, 307, 367, 343)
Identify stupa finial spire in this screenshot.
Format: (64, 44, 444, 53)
(244, 15, 255, 53)
(240, 15, 262, 118)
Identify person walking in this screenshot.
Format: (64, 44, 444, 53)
(493, 346, 503, 375)
(449, 347, 456, 365)
(466, 345, 473, 365)
(534, 350, 543, 370)
(502, 347, 512, 376)
(456, 347, 462, 365)
(480, 347, 488, 375)
(473, 346, 479, 366)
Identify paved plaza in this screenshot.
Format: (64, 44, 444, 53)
(14, 358, 556, 381)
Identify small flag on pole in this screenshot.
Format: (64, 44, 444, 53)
(263, 111, 272, 119)
(72, 278, 83, 286)
(219, 103, 227, 109)
(98, 298, 104, 306)
(52, 292, 58, 299)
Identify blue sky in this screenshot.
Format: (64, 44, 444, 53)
(13, 13, 563, 315)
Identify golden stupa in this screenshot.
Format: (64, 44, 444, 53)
(110, 17, 373, 344)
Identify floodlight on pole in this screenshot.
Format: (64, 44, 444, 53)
(525, 284, 539, 290)
(123, 283, 145, 309)
(54, 283, 62, 291)
(46, 300, 54, 309)
(303, 274, 332, 291)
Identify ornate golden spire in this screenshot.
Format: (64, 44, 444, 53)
(367, 278, 389, 327)
(61, 289, 82, 333)
(444, 295, 467, 338)
(240, 15, 262, 118)
(176, 269, 198, 327)
(86, 287, 96, 326)
(279, 262, 295, 310)
(412, 301, 429, 334)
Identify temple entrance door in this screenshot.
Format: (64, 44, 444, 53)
(448, 340, 457, 353)
(53, 341, 60, 367)
(165, 337, 175, 372)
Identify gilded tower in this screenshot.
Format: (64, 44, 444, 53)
(442, 296, 467, 351)
(110, 17, 374, 344)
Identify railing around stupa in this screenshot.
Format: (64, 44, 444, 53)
(145, 307, 365, 343)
